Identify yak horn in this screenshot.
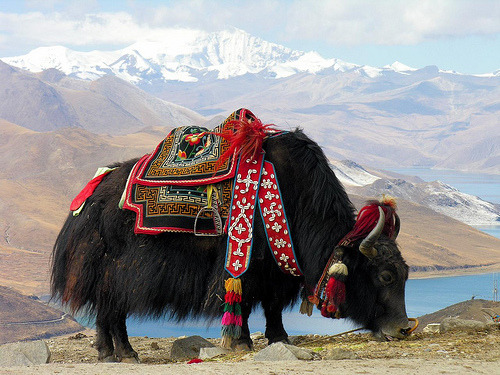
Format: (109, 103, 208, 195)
(391, 213, 400, 240)
(359, 206, 385, 259)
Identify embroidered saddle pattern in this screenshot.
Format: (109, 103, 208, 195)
(121, 109, 255, 234)
(135, 109, 255, 186)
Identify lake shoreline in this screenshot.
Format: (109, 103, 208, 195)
(409, 264, 500, 280)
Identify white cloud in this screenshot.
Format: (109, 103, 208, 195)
(0, 0, 498, 56)
(284, 0, 500, 45)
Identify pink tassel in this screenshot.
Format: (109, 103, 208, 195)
(234, 315, 242, 326)
(221, 312, 234, 326)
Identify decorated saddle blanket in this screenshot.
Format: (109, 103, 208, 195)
(133, 108, 255, 186)
(120, 109, 255, 235)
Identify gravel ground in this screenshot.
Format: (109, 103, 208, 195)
(0, 327, 499, 374)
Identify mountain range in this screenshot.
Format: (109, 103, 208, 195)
(2, 27, 498, 174)
(0, 61, 203, 134)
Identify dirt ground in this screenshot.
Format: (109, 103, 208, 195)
(0, 329, 499, 374)
(2, 299, 500, 374)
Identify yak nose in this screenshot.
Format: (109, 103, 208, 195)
(399, 318, 419, 337)
(400, 327, 411, 336)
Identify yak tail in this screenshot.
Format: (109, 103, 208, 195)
(51, 210, 105, 315)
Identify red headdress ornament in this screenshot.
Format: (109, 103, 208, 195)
(211, 111, 278, 172)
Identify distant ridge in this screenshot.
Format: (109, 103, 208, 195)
(4, 27, 498, 86)
(0, 60, 204, 134)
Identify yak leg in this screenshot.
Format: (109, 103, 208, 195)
(231, 301, 253, 351)
(262, 299, 288, 344)
(110, 314, 139, 363)
(95, 314, 116, 362)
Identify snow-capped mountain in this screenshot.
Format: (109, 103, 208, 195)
(333, 160, 500, 226)
(1, 27, 432, 84)
(1, 27, 498, 175)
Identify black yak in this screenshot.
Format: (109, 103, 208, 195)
(51, 128, 410, 362)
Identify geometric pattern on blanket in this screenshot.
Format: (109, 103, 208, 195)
(121, 109, 258, 234)
(123, 152, 234, 234)
(134, 108, 255, 186)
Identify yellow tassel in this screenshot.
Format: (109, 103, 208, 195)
(225, 277, 242, 294)
(225, 278, 233, 292)
(233, 278, 242, 295)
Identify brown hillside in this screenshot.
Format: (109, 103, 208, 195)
(0, 120, 171, 294)
(0, 285, 83, 344)
(0, 61, 204, 135)
(415, 298, 500, 331)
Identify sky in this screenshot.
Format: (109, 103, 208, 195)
(0, 0, 499, 74)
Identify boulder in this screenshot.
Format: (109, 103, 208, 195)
(0, 340, 51, 366)
(439, 318, 498, 333)
(439, 317, 497, 333)
(169, 335, 215, 360)
(199, 347, 230, 360)
(253, 342, 313, 361)
(250, 331, 265, 340)
(323, 348, 358, 360)
(423, 323, 441, 334)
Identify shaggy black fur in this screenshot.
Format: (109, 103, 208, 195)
(51, 129, 409, 361)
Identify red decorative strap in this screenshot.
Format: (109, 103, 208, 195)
(259, 161, 302, 276)
(225, 153, 265, 278)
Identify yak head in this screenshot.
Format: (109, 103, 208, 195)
(339, 205, 411, 340)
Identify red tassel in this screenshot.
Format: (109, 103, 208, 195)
(224, 291, 242, 304)
(211, 115, 277, 172)
(320, 302, 331, 318)
(325, 276, 346, 307)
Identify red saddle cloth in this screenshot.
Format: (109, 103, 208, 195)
(121, 109, 256, 235)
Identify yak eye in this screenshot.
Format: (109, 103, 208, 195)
(379, 270, 394, 285)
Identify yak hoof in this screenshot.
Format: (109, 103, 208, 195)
(268, 336, 289, 345)
(99, 355, 118, 363)
(232, 340, 253, 351)
(120, 356, 140, 364)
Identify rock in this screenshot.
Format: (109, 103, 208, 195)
(286, 345, 314, 360)
(68, 333, 87, 340)
(253, 342, 313, 361)
(199, 347, 229, 360)
(169, 336, 215, 360)
(0, 341, 51, 366)
(250, 331, 265, 340)
(423, 323, 441, 333)
(439, 317, 496, 333)
(151, 342, 160, 350)
(287, 336, 302, 345)
(323, 348, 358, 360)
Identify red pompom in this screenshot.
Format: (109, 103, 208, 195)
(320, 302, 332, 318)
(325, 276, 346, 307)
(211, 112, 277, 172)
